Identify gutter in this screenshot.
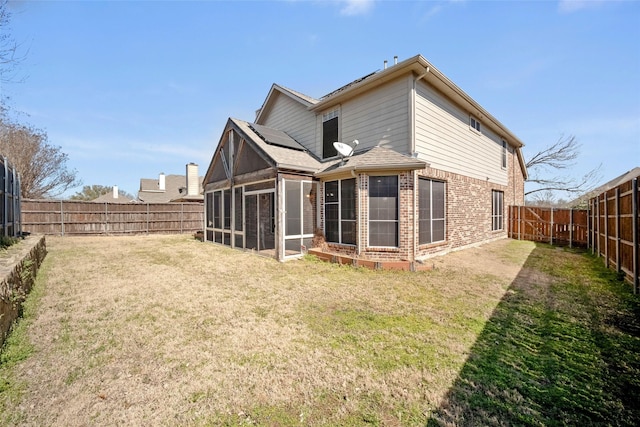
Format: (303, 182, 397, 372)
(314, 162, 426, 179)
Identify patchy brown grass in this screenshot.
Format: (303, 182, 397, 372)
(2, 235, 536, 425)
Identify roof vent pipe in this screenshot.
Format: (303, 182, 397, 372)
(383, 60, 387, 70)
(113, 185, 118, 199)
(394, 55, 398, 65)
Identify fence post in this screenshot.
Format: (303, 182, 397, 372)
(146, 203, 150, 234)
(615, 187, 621, 274)
(2, 156, 7, 237)
(632, 178, 638, 294)
(60, 200, 65, 236)
(518, 205, 522, 240)
(596, 194, 600, 257)
(181, 203, 184, 234)
(604, 190, 609, 267)
(569, 208, 573, 248)
(13, 169, 22, 236)
(104, 202, 108, 235)
(550, 207, 554, 245)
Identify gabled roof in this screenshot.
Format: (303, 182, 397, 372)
(316, 146, 427, 178)
(310, 54, 528, 180)
(253, 55, 527, 180)
(232, 118, 322, 173)
(254, 84, 318, 123)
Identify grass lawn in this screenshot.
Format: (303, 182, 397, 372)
(0, 235, 638, 426)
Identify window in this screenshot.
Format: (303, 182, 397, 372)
(369, 175, 398, 247)
(470, 115, 481, 133)
(419, 178, 446, 244)
(492, 190, 504, 231)
(324, 178, 356, 245)
(502, 140, 507, 169)
(322, 109, 339, 158)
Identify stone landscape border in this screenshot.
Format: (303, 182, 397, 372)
(0, 236, 47, 347)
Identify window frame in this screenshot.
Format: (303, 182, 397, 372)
(501, 140, 508, 169)
(492, 190, 504, 231)
(418, 177, 446, 245)
(323, 178, 356, 245)
(469, 115, 481, 133)
(368, 175, 399, 248)
(322, 108, 340, 159)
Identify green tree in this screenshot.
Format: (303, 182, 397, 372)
(70, 185, 135, 201)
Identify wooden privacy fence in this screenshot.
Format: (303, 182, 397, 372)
(21, 200, 203, 236)
(0, 156, 21, 237)
(589, 177, 639, 293)
(508, 206, 588, 248)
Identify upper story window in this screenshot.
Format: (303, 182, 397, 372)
(322, 109, 339, 158)
(501, 140, 507, 169)
(469, 115, 481, 133)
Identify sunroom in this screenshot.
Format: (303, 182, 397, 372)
(203, 119, 429, 263)
(202, 118, 321, 260)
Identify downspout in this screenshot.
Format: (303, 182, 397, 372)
(411, 68, 429, 263)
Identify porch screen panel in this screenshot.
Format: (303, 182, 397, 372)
(302, 182, 315, 235)
(245, 195, 257, 250)
(206, 193, 213, 228)
(285, 181, 301, 236)
(213, 191, 221, 229)
(223, 189, 231, 230)
(234, 187, 243, 231)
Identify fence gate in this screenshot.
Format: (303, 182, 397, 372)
(1, 156, 21, 237)
(508, 205, 588, 248)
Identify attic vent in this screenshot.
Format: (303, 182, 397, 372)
(248, 123, 306, 151)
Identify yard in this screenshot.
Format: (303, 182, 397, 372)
(1, 235, 639, 426)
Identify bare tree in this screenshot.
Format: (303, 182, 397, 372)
(0, 115, 81, 198)
(525, 134, 601, 197)
(0, 0, 27, 86)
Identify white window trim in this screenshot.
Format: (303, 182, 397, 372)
(323, 179, 356, 246)
(469, 115, 481, 133)
(501, 140, 508, 169)
(419, 178, 447, 245)
(367, 174, 400, 249)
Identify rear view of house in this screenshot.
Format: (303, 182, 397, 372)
(203, 54, 527, 262)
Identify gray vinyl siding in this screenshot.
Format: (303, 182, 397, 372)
(414, 80, 508, 186)
(259, 92, 316, 152)
(314, 76, 412, 158)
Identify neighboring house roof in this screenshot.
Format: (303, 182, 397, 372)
(138, 174, 204, 203)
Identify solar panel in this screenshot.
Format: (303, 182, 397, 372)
(248, 123, 305, 151)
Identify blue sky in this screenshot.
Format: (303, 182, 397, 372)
(2, 0, 639, 198)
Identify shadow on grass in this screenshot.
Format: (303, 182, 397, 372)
(428, 244, 640, 426)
